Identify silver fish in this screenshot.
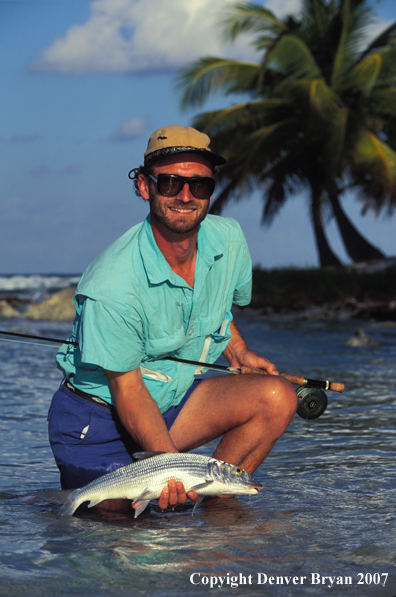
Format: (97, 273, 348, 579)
(59, 451, 263, 517)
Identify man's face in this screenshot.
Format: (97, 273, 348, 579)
(138, 154, 214, 235)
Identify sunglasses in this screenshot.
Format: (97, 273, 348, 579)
(148, 173, 215, 199)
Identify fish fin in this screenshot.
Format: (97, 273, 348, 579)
(134, 487, 152, 502)
(87, 497, 105, 509)
(132, 499, 151, 518)
(132, 451, 167, 461)
(192, 496, 204, 515)
(59, 490, 80, 517)
(189, 480, 215, 493)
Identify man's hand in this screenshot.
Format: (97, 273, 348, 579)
(224, 321, 279, 375)
(157, 480, 199, 510)
(131, 480, 199, 513)
(236, 349, 279, 376)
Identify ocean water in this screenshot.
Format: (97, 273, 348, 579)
(0, 285, 395, 596)
(0, 274, 80, 296)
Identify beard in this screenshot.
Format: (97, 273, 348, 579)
(149, 190, 210, 235)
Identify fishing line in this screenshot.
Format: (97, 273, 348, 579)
(0, 330, 78, 346)
(0, 337, 60, 348)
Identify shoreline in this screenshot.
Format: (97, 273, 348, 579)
(1, 291, 395, 325)
(233, 301, 396, 323)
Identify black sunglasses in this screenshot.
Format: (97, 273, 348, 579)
(148, 173, 215, 199)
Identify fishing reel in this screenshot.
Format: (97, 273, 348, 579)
(296, 385, 328, 420)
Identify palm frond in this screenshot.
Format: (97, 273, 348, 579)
(264, 34, 321, 79)
(176, 57, 260, 110)
(209, 179, 240, 215)
(310, 0, 330, 39)
(220, 2, 288, 44)
(190, 98, 288, 137)
(345, 52, 382, 93)
(370, 89, 396, 118)
(352, 130, 396, 203)
(228, 120, 294, 180)
(373, 46, 396, 82)
(274, 78, 343, 128)
(331, 0, 352, 89)
(331, 0, 373, 89)
(325, 106, 349, 173)
(260, 157, 307, 226)
(308, 78, 344, 116)
(209, 171, 260, 214)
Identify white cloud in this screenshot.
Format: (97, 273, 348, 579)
(30, 0, 260, 75)
(30, 0, 388, 77)
(108, 116, 149, 141)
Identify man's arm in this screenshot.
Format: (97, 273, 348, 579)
(104, 368, 198, 509)
(105, 368, 178, 452)
(223, 321, 279, 375)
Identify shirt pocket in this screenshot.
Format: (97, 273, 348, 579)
(144, 327, 186, 359)
(140, 365, 172, 383)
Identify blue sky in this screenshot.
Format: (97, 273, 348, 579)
(1, 0, 395, 274)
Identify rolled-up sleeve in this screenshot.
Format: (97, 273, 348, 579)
(233, 230, 252, 306)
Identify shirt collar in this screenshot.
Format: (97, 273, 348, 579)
(138, 214, 225, 286)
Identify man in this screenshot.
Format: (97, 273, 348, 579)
(48, 125, 297, 513)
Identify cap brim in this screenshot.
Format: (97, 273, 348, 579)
(145, 146, 226, 167)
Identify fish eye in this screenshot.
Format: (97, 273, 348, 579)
(235, 468, 242, 475)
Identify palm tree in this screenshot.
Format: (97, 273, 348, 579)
(177, 0, 396, 265)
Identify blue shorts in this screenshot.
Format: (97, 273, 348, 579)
(48, 379, 201, 490)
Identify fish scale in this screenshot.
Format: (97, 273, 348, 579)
(59, 452, 263, 518)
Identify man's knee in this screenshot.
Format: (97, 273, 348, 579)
(257, 376, 297, 423)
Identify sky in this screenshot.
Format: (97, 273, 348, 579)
(1, 0, 395, 275)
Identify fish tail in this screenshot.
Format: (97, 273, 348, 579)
(59, 491, 80, 516)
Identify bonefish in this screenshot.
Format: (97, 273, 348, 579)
(59, 451, 263, 517)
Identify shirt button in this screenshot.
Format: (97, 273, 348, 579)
(189, 330, 194, 335)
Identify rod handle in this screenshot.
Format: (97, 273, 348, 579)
(240, 367, 345, 393)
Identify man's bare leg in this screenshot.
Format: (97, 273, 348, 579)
(169, 373, 297, 474)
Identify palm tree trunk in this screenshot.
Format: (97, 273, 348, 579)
(328, 187, 385, 263)
(311, 189, 342, 267)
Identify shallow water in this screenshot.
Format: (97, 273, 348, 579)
(0, 317, 395, 597)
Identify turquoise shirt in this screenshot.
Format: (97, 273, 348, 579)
(56, 214, 252, 412)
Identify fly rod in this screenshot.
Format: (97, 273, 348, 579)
(165, 357, 344, 393)
(0, 329, 344, 392)
(0, 329, 78, 346)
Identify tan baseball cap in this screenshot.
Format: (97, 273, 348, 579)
(144, 125, 226, 166)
